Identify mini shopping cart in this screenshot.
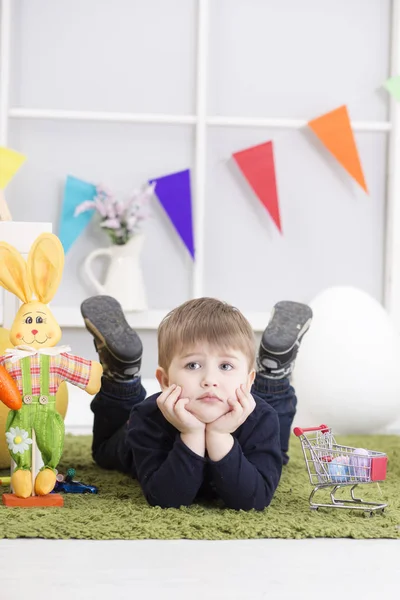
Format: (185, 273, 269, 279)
(294, 424, 388, 515)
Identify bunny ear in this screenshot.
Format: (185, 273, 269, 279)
(0, 242, 32, 303)
(27, 233, 65, 303)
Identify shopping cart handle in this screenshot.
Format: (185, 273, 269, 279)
(293, 424, 330, 437)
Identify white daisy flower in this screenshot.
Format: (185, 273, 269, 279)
(5, 427, 33, 454)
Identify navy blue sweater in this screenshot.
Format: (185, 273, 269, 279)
(127, 392, 282, 511)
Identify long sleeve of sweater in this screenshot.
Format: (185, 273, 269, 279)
(128, 400, 206, 508)
(207, 406, 282, 510)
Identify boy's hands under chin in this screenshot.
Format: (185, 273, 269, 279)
(157, 384, 205, 457)
(207, 385, 256, 435)
(205, 385, 256, 462)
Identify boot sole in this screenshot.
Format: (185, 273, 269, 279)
(261, 301, 313, 355)
(80, 296, 143, 364)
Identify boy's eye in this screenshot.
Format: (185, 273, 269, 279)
(25, 316, 33, 324)
(36, 316, 43, 324)
(220, 363, 233, 371)
(185, 362, 201, 370)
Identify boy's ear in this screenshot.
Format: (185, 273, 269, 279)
(156, 367, 169, 390)
(248, 369, 256, 388)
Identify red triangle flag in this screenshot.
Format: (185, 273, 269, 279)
(233, 141, 282, 233)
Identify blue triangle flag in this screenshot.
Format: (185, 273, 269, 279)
(59, 175, 97, 253)
(150, 169, 194, 259)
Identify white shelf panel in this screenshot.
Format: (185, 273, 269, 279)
(0, 305, 270, 332)
(8, 107, 391, 132)
(9, 107, 197, 125)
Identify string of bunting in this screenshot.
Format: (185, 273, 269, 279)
(2, 76, 400, 256)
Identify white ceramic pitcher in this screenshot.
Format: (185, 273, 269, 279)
(83, 234, 148, 311)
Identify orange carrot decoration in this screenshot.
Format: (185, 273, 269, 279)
(0, 364, 22, 410)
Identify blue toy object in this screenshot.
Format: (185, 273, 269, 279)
(53, 468, 98, 494)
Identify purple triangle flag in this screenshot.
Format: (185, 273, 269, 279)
(150, 169, 194, 259)
(59, 175, 97, 253)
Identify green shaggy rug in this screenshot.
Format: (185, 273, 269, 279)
(0, 434, 399, 540)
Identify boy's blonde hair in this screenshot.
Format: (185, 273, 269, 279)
(158, 297, 255, 371)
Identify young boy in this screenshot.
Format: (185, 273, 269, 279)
(81, 296, 312, 511)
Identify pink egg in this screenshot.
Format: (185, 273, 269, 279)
(350, 448, 371, 481)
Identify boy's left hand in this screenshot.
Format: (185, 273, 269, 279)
(206, 385, 256, 435)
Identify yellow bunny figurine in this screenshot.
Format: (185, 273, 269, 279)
(0, 233, 103, 499)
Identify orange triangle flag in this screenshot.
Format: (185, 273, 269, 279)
(232, 141, 282, 233)
(308, 105, 368, 193)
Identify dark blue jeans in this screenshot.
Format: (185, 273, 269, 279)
(252, 374, 297, 465)
(91, 373, 297, 474)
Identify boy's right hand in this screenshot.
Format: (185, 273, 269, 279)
(156, 384, 205, 435)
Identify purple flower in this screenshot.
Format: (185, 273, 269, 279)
(100, 218, 121, 230)
(75, 181, 155, 245)
(74, 200, 97, 217)
(93, 195, 108, 217)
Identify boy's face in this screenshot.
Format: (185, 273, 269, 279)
(156, 342, 255, 424)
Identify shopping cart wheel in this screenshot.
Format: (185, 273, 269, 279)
(310, 506, 319, 511)
(363, 511, 375, 518)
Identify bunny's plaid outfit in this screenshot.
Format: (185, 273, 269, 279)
(0, 351, 91, 471)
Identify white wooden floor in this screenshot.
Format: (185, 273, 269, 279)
(0, 538, 399, 599)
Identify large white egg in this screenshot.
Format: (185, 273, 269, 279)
(292, 286, 400, 434)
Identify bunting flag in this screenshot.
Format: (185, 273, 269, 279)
(0, 189, 12, 221)
(59, 175, 97, 253)
(232, 141, 282, 233)
(307, 105, 368, 193)
(0, 146, 26, 189)
(149, 169, 195, 259)
(0, 147, 26, 220)
(384, 75, 400, 102)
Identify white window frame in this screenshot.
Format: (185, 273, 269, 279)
(1, 0, 400, 332)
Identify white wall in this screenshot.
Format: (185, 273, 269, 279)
(1, 0, 393, 379)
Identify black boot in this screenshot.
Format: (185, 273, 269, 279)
(81, 295, 142, 382)
(257, 301, 313, 379)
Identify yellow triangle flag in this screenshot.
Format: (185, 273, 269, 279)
(308, 105, 368, 193)
(0, 147, 26, 189)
